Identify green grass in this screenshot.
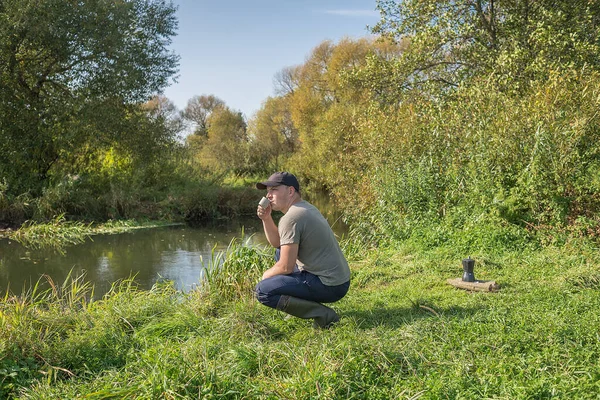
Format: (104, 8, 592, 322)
(1, 235, 599, 399)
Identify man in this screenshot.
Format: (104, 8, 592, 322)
(255, 171, 350, 328)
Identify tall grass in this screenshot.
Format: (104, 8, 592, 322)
(1, 234, 599, 399)
(200, 233, 271, 301)
(7, 216, 179, 252)
(10, 214, 92, 250)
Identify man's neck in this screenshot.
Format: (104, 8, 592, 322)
(281, 195, 302, 214)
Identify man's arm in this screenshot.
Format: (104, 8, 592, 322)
(262, 216, 280, 248)
(262, 243, 298, 279)
(258, 204, 280, 248)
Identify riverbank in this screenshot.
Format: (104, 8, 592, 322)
(2, 235, 599, 398)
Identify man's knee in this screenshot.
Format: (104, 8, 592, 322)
(255, 280, 279, 309)
(254, 280, 267, 304)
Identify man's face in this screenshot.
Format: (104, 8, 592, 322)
(266, 185, 292, 211)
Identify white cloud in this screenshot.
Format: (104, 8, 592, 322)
(322, 9, 379, 18)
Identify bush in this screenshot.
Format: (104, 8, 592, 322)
(332, 69, 600, 248)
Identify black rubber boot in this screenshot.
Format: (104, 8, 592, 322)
(276, 295, 340, 328)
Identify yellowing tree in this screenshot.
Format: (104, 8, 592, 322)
(247, 96, 298, 171)
(200, 106, 248, 173)
(182, 95, 225, 137)
(283, 37, 403, 190)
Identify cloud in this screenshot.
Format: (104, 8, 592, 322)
(322, 9, 379, 18)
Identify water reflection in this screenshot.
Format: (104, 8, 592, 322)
(0, 220, 267, 298)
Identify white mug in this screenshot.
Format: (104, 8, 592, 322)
(258, 196, 270, 209)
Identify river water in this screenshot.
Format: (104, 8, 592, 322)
(0, 194, 347, 298)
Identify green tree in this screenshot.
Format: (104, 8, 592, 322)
(181, 94, 225, 137)
(369, 0, 600, 99)
(200, 107, 248, 173)
(0, 0, 179, 195)
(247, 96, 298, 171)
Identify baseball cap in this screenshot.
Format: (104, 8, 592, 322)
(256, 172, 300, 192)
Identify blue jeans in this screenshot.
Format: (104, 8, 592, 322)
(255, 248, 350, 309)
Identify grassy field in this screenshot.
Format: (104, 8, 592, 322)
(1, 234, 599, 399)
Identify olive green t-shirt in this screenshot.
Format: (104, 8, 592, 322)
(278, 200, 350, 286)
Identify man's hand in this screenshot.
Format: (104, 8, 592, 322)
(258, 197, 280, 248)
(262, 243, 299, 279)
(257, 202, 272, 221)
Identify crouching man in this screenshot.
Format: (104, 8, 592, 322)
(255, 172, 350, 328)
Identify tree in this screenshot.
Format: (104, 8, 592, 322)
(369, 0, 600, 98)
(200, 107, 249, 172)
(247, 96, 298, 170)
(181, 94, 225, 137)
(273, 65, 301, 96)
(282, 38, 401, 188)
(0, 0, 179, 195)
(143, 95, 185, 138)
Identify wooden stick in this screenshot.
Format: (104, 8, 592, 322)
(447, 278, 500, 292)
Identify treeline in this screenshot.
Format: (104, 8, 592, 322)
(2, 1, 600, 248)
(243, 0, 600, 248)
(0, 0, 257, 226)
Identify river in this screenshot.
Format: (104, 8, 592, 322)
(0, 194, 347, 298)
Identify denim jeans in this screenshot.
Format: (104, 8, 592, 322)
(255, 248, 350, 309)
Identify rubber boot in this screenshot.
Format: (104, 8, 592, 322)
(276, 295, 339, 329)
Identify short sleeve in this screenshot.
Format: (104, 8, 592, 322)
(278, 215, 299, 245)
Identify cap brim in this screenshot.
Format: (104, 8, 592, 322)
(256, 181, 277, 190)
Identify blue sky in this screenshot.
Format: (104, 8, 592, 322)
(162, 0, 380, 118)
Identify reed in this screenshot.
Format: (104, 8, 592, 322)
(200, 232, 271, 301)
(8, 217, 181, 252)
(10, 214, 91, 251)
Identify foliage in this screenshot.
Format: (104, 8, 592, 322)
(0, 154, 259, 230)
(2, 3, 600, 396)
(181, 94, 225, 137)
(192, 106, 251, 173)
(10, 215, 91, 251)
(200, 235, 271, 302)
(182, 180, 258, 223)
(142, 95, 186, 142)
(371, 0, 600, 98)
(239, 24, 600, 246)
(247, 96, 298, 171)
(335, 69, 600, 246)
(0, 180, 31, 227)
(247, 35, 600, 246)
(0, 0, 179, 195)
(7, 216, 180, 252)
(270, 37, 403, 190)
(3, 0, 600, 254)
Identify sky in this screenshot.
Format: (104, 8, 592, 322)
(162, 0, 380, 119)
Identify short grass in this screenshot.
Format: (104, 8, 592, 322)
(1, 236, 599, 399)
